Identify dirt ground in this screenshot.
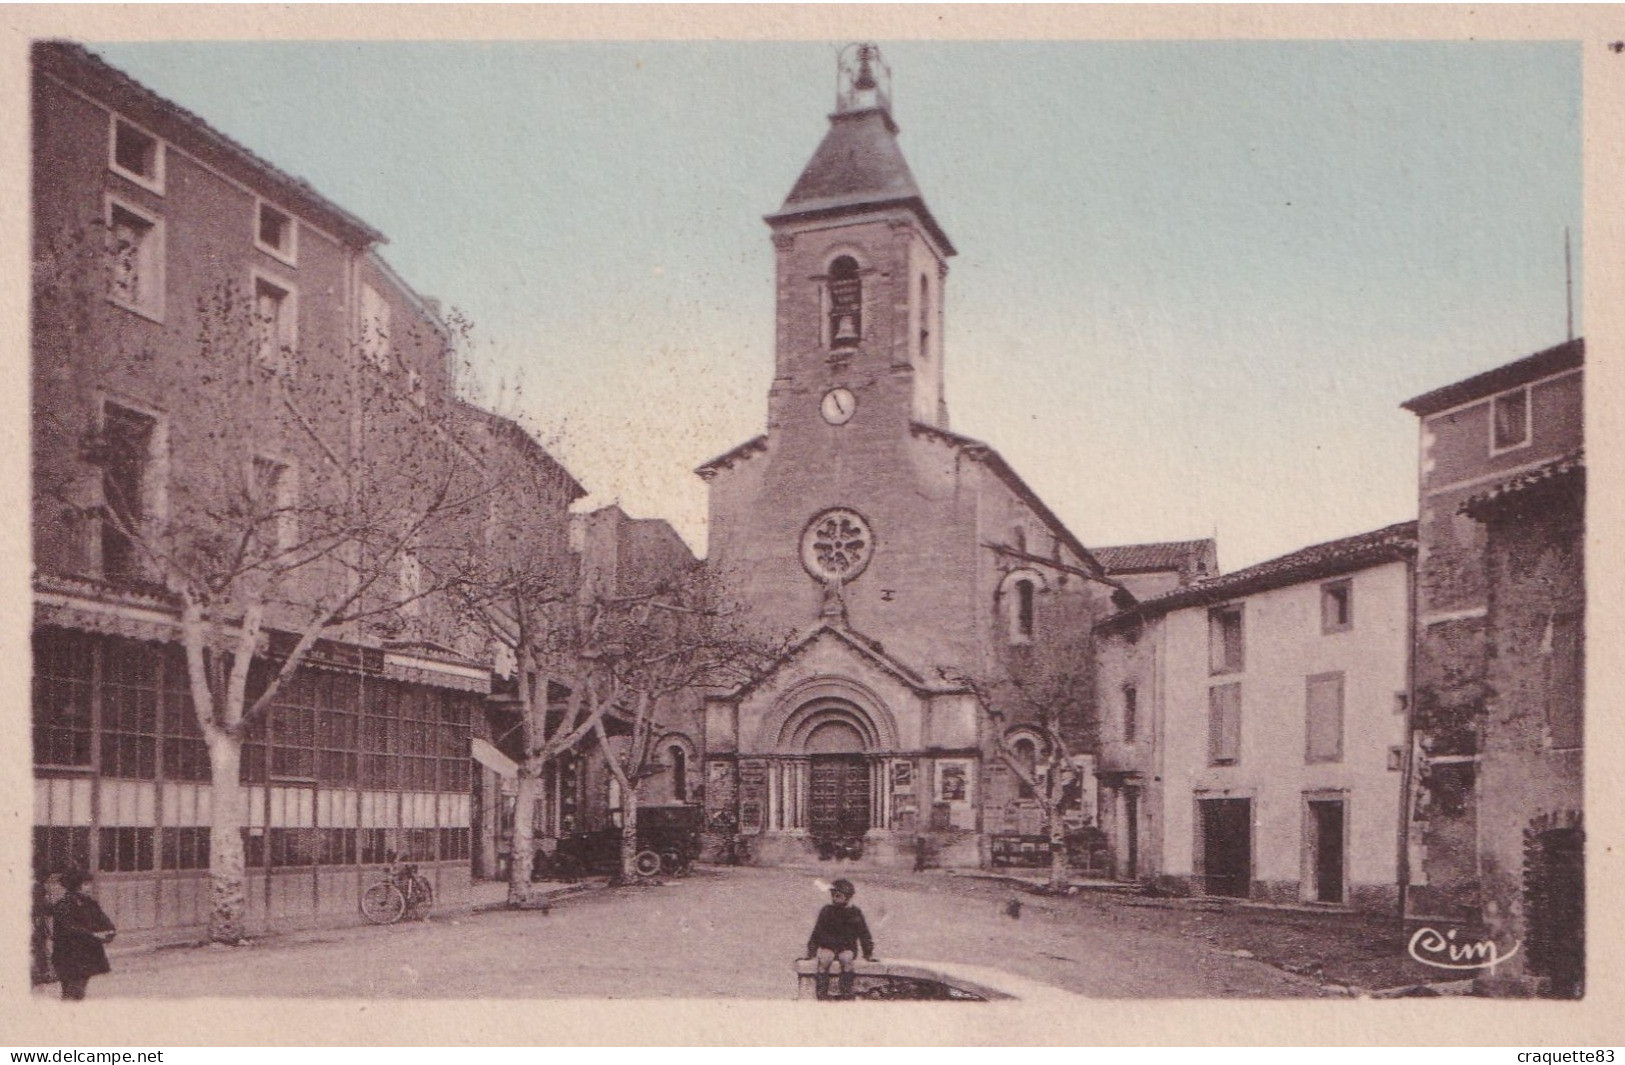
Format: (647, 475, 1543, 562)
(57, 866, 1459, 1000)
(1100, 892, 1453, 993)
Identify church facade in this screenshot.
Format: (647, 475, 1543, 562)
(696, 47, 1115, 869)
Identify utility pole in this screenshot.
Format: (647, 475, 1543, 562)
(1566, 226, 1574, 342)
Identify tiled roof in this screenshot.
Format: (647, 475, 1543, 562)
(1094, 540, 1216, 577)
(1101, 521, 1417, 626)
(1401, 338, 1583, 417)
(36, 40, 385, 246)
(1462, 449, 1584, 519)
(765, 108, 954, 255)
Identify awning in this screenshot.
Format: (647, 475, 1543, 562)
(472, 737, 518, 778)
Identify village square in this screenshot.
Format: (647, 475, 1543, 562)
(26, 38, 1584, 1002)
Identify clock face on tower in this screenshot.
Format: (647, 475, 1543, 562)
(801, 508, 874, 582)
(820, 387, 857, 425)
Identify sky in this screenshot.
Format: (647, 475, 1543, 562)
(91, 40, 1582, 571)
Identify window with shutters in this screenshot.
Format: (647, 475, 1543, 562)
(1208, 682, 1242, 765)
(361, 283, 392, 370)
(253, 273, 297, 375)
(1305, 672, 1345, 764)
(251, 455, 298, 553)
(99, 401, 161, 583)
(1209, 606, 1244, 675)
(105, 197, 165, 320)
(1491, 386, 1532, 454)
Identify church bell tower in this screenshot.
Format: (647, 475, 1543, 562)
(764, 44, 955, 435)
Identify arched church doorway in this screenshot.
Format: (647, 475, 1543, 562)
(806, 719, 870, 840)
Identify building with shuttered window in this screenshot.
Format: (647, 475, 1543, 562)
(1095, 523, 1416, 910)
(30, 41, 580, 941)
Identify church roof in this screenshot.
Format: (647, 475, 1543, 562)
(1094, 540, 1217, 579)
(910, 422, 1104, 579)
(766, 109, 955, 255)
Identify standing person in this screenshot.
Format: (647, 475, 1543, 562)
(50, 869, 115, 1001)
(804, 878, 875, 1000)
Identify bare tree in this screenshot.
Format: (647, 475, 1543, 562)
(35, 225, 489, 942)
(946, 653, 1096, 892)
(583, 571, 782, 882)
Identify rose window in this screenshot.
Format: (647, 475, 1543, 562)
(800, 508, 875, 583)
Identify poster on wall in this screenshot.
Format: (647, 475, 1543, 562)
(892, 761, 913, 789)
(937, 761, 968, 802)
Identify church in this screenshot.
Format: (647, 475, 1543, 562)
(694, 46, 1119, 870)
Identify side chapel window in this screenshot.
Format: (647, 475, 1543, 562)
(1015, 579, 1035, 640)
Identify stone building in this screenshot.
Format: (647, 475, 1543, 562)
(1400, 340, 1584, 996)
(697, 46, 1114, 869)
(1095, 523, 1416, 909)
(30, 42, 581, 939)
(1398, 339, 1583, 932)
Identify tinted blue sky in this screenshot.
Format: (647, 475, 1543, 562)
(92, 40, 1581, 569)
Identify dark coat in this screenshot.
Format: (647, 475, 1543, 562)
(807, 903, 874, 959)
(50, 893, 115, 981)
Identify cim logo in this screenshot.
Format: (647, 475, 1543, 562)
(1407, 925, 1521, 970)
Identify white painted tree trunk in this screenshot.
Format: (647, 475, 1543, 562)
(205, 734, 248, 943)
(1047, 805, 1068, 893)
(619, 787, 640, 882)
(507, 760, 538, 906)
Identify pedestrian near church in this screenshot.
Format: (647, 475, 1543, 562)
(50, 869, 116, 1001)
(805, 878, 875, 1000)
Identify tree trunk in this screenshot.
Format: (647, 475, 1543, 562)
(205, 734, 249, 943)
(1047, 804, 1068, 893)
(619, 786, 640, 882)
(507, 760, 538, 906)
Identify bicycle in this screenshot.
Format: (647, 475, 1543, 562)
(360, 855, 434, 925)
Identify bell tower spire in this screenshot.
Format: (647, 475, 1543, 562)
(764, 43, 954, 432)
(837, 42, 891, 119)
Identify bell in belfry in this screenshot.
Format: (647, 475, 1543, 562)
(832, 313, 860, 343)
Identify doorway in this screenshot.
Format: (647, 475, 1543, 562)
(1525, 825, 1584, 998)
(809, 756, 870, 838)
(1306, 799, 1346, 903)
(1199, 798, 1251, 898)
